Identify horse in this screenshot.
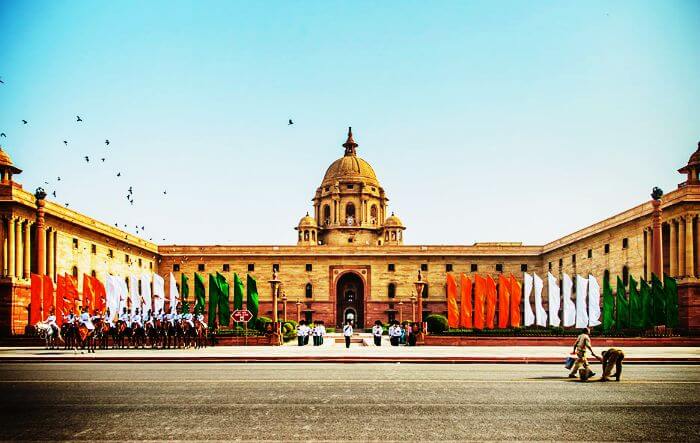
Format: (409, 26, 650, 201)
(116, 320, 131, 349)
(34, 322, 61, 349)
(93, 319, 111, 349)
(131, 323, 146, 349)
(76, 322, 96, 353)
(145, 321, 159, 349)
(180, 321, 195, 349)
(61, 322, 77, 350)
(193, 319, 208, 349)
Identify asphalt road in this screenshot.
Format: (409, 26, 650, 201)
(0, 363, 698, 441)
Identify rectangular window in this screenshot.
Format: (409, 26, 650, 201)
(125, 254, 130, 263)
(445, 264, 453, 272)
(622, 238, 629, 249)
(347, 184, 354, 189)
(138, 258, 142, 267)
(496, 264, 503, 272)
(604, 243, 610, 254)
(587, 249, 592, 259)
(558, 258, 563, 267)
(248, 263, 255, 272)
(571, 254, 576, 264)
(173, 264, 180, 272)
(520, 264, 528, 272)
(222, 264, 230, 272)
(273, 264, 280, 272)
(388, 264, 395, 272)
(108, 249, 114, 258)
(470, 264, 478, 272)
(548, 262, 552, 271)
(305, 264, 312, 272)
(72, 238, 78, 249)
(198, 264, 205, 272)
(91, 244, 97, 255)
(421, 263, 428, 271)
(149, 262, 153, 270)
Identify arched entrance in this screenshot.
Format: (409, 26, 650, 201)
(336, 272, 364, 328)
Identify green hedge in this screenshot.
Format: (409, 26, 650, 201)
(426, 314, 449, 334)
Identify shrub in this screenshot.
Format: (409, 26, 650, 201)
(426, 314, 449, 333)
(254, 316, 272, 332)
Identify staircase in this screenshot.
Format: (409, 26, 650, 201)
(327, 332, 372, 345)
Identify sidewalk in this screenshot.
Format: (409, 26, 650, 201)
(1, 336, 698, 364)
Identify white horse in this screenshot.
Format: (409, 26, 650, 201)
(34, 322, 61, 349)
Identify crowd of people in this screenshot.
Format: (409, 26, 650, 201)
(297, 319, 423, 348)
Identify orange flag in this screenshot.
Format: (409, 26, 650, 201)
(509, 274, 522, 327)
(30, 274, 43, 325)
(56, 275, 66, 325)
(82, 274, 95, 311)
(485, 275, 497, 329)
(473, 274, 486, 330)
(498, 274, 510, 328)
(459, 274, 472, 328)
(42, 275, 54, 319)
(446, 274, 459, 329)
(65, 274, 79, 312)
(92, 276, 106, 312)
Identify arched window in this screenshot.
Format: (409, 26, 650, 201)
(345, 203, 356, 225)
(391, 231, 396, 241)
(388, 283, 396, 298)
(603, 269, 610, 284)
(72, 266, 78, 278)
(323, 205, 331, 226)
(304, 230, 309, 241)
(385, 232, 389, 241)
(298, 231, 302, 241)
(622, 266, 629, 286)
(91, 270, 96, 278)
(311, 231, 316, 242)
(422, 284, 429, 299)
(138, 279, 142, 293)
(370, 205, 378, 224)
(305, 283, 313, 298)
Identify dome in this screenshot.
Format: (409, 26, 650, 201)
(320, 127, 380, 187)
(297, 213, 316, 228)
(384, 212, 404, 227)
(0, 146, 21, 174)
(679, 141, 700, 173)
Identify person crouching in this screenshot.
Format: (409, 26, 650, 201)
(600, 348, 625, 382)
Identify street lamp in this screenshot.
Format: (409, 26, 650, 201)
(413, 269, 427, 340)
(398, 301, 404, 323)
(282, 291, 288, 322)
(268, 269, 282, 344)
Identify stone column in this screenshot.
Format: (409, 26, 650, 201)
(36, 197, 46, 275)
(679, 217, 687, 276)
(14, 219, 22, 278)
(685, 215, 695, 278)
(47, 228, 55, 280)
(645, 228, 653, 280)
(651, 200, 662, 278)
(0, 217, 5, 277)
(23, 220, 31, 279)
(695, 216, 700, 278)
(670, 220, 678, 277)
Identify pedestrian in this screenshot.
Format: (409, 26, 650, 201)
(297, 320, 305, 346)
(408, 322, 418, 346)
(343, 320, 353, 348)
(389, 321, 402, 346)
(318, 321, 326, 345)
(312, 321, 321, 346)
(372, 320, 383, 346)
(304, 321, 311, 345)
(400, 321, 409, 345)
(568, 327, 599, 380)
(600, 348, 625, 382)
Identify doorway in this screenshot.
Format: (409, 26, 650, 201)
(336, 272, 364, 328)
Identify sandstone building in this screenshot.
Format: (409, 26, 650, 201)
(0, 130, 698, 334)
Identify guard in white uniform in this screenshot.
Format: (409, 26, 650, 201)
(196, 313, 208, 329)
(342, 321, 353, 349)
(119, 308, 130, 325)
(79, 307, 95, 331)
(131, 308, 143, 329)
(372, 320, 383, 346)
(183, 311, 194, 328)
(45, 309, 59, 335)
(389, 321, 402, 346)
(296, 321, 306, 346)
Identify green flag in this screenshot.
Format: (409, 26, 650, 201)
(180, 273, 190, 313)
(640, 279, 653, 329)
(246, 274, 259, 322)
(208, 274, 219, 328)
(194, 272, 206, 315)
(615, 277, 629, 330)
(602, 274, 615, 332)
(233, 273, 244, 311)
(217, 272, 230, 328)
(629, 276, 643, 329)
(664, 275, 678, 328)
(651, 274, 666, 326)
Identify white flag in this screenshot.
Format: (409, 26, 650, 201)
(547, 272, 561, 327)
(575, 275, 589, 328)
(105, 275, 120, 322)
(588, 275, 601, 327)
(562, 273, 575, 327)
(141, 273, 152, 316)
(523, 273, 535, 326)
(153, 274, 165, 315)
(533, 273, 547, 327)
(118, 277, 129, 315)
(169, 272, 180, 314)
(129, 275, 139, 315)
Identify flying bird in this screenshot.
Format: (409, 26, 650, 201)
(101, 158, 105, 162)
(0, 77, 4, 84)
(130, 200, 134, 205)
(288, 119, 294, 125)
(76, 115, 83, 122)
(105, 139, 110, 146)
(84, 156, 89, 162)
(0, 133, 5, 137)
(163, 190, 167, 195)
(63, 140, 68, 146)
(57, 177, 61, 181)
(22, 120, 27, 125)
(64, 203, 69, 207)
(52, 191, 56, 197)
(44, 181, 49, 184)
(116, 172, 121, 177)
(128, 186, 133, 193)
(114, 223, 118, 227)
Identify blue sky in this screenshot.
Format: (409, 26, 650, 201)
(0, 0, 698, 245)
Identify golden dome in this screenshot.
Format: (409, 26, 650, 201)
(297, 213, 317, 228)
(320, 127, 379, 186)
(679, 141, 700, 174)
(0, 146, 21, 174)
(384, 212, 404, 227)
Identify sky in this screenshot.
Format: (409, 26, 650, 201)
(0, 0, 698, 246)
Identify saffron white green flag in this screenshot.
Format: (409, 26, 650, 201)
(152, 274, 165, 315)
(523, 273, 535, 326)
(533, 273, 547, 327)
(547, 272, 561, 327)
(141, 273, 152, 316)
(129, 275, 139, 315)
(562, 273, 575, 327)
(575, 275, 589, 328)
(588, 275, 601, 327)
(169, 272, 180, 314)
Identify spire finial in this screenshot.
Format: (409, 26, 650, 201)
(343, 126, 358, 156)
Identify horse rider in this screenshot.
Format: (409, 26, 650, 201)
(44, 307, 60, 337)
(196, 312, 208, 331)
(183, 310, 195, 328)
(104, 308, 114, 329)
(79, 306, 95, 332)
(145, 309, 155, 328)
(119, 307, 130, 325)
(157, 308, 165, 323)
(131, 308, 143, 330)
(64, 309, 76, 325)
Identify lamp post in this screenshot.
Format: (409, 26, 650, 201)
(650, 187, 664, 278)
(34, 188, 47, 276)
(268, 269, 281, 344)
(413, 270, 427, 342)
(398, 301, 404, 323)
(296, 299, 301, 323)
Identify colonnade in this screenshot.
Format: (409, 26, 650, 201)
(0, 216, 57, 280)
(646, 213, 700, 280)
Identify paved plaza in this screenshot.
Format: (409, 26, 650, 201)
(0, 362, 698, 441)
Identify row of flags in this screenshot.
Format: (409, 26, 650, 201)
(30, 272, 262, 328)
(445, 272, 679, 331)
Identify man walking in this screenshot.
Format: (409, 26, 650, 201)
(569, 327, 599, 380)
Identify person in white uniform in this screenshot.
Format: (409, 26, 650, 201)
(131, 308, 143, 329)
(389, 321, 402, 346)
(372, 320, 383, 346)
(79, 307, 95, 331)
(44, 307, 59, 336)
(296, 321, 306, 346)
(343, 320, 353, 349)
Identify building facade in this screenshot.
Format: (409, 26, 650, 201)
(1, 133, 699, 334)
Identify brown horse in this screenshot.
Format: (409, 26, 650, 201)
(193, 319, 208, 349)
(116, 321, 130, 349)
(76, 322, 96, 353)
